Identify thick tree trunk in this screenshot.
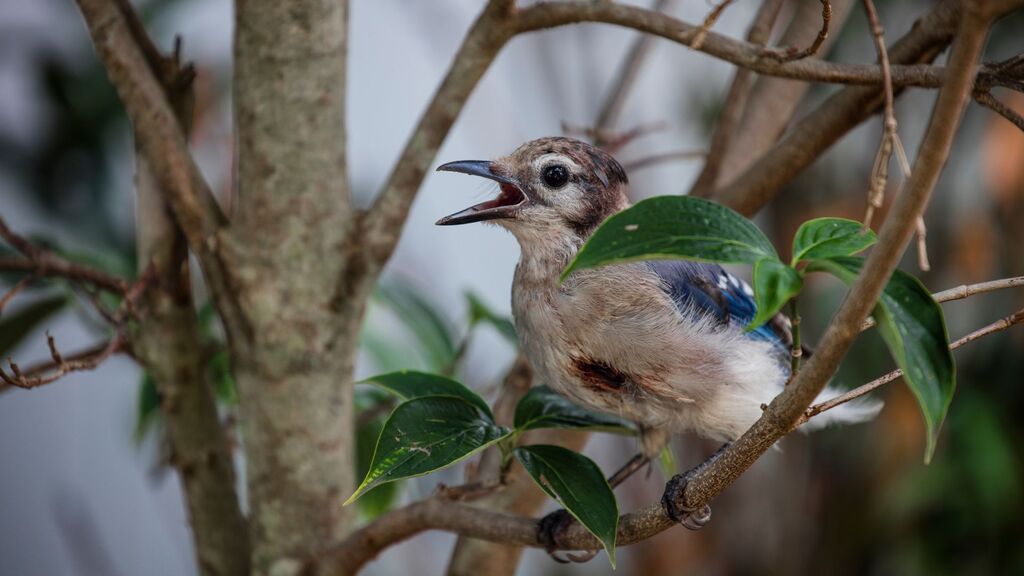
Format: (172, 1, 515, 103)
(231, 0, 359, 572)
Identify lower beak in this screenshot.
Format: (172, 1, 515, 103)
(435, 160, 528, 226)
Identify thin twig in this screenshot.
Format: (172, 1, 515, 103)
(762, 0, 832, 62)
(931, 276, 1024, 303)
(364, 0, 1021, 273)
(860, 275, 1024, 331)
(689, 0, 784, 197)
(690, 0, 736, 51)
(862, 0, 896, 230)
(804, 307, 1024, 422)
(594, 0, 676, 134)
(0, 273, 38, 314)
(0, 333, 126, 390)
(712, 0, 965, 216)
(72, 0, 244, 341)
(975, 89, 1024, 132)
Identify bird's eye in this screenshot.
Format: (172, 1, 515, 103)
(542, 164, 569, 188)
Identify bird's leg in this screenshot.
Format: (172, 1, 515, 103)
(537, 453, 650, 563)
(661, 442, 730, 530)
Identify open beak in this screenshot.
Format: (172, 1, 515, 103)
(435, 160, 528, 226)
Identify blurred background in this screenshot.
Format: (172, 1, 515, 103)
(1, 0, 1022, 575)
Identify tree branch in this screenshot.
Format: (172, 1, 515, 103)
(593, 0, 677, 135)
(361, 0, 518, 270)
(678, 0, 997, 515)
(805, 305, 1024, 421)
(975, 88, 1024, 131)
(712, 0, 962, 215)
(0, 217, 129, 295)
(710, 0, 856, 187)
(688, 0, 785, 197)
(763, 0, 832, 62)
(512, 0, 1005, 90)
(0, 333, 126, 390)
(360, 0, 1020, 278)
(72, 0, 245, 340)
(130, 40, 250, 575)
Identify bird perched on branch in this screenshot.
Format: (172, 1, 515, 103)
(436, 136, 879, 551)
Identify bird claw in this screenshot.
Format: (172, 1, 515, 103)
(537, 509, 597, 564)
(661, 472, 712, 530)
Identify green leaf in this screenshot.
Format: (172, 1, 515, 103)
(0, 295, 68, 357)
(563, 196, 776, 280)
(808, 256, 955, 462)
(513, 385, 633, 433)
(206, 349, 238, 406)
(791, 218, 877, 265)
(345, 396, 510, 504)
(134, 372, 161, 443)
(746, 258, 803, 331)
(466, 292, 517, 343)
(376, 282, 457, 371)
(361, 370, 494, 421)
(355, 393, 401, 519)
(515, 445, 619, 566)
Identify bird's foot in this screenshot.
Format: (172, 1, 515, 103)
(536, 509, 598, 563)
(661, 471, 711, 530)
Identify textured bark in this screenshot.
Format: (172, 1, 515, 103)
(231, 0, 360, 572)
(132, 76, 249, 575)
(714, 0, 855, 186)
(712, 0, 962, 215)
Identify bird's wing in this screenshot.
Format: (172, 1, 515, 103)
(645, 260, 790, 353)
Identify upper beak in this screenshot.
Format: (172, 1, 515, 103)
(435, 160, 528, 226)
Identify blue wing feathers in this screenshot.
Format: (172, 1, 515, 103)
(646, 260, 787, 349)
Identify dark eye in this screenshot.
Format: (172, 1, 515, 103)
(542, 164, 569, 188)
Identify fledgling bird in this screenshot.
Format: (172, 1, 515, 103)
(436, 137, 880, 538)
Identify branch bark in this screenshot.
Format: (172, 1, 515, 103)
(711, 0, 855, 187)
(688, 0, 785, 197)
(710, 0, 963, 215)
(73, 0, 246, 343)
(130, 49, 249, 575)
(230, 0, 359, 572)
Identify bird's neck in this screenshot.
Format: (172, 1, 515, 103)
(514, 232, 583, 290)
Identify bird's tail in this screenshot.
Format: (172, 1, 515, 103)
(799, 385, 883, 431)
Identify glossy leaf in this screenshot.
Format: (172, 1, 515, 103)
(791, 218, 877, 264)
(516, 445, 619, 565)
(345, 396, 510, 504)
(361, 370, 493, 421)
(355, 390, 401, 519)
(808, 256, 955, 462)
(747, 258, 803, 331)
(0, 295, 67, 356)
(513, 385, 632, 433)
(563, 196, 776, 280)
(466, 292, 517, 343)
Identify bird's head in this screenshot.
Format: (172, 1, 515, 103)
(435, 137, 629, 247)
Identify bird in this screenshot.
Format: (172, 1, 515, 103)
(435, 136, 880, 553)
